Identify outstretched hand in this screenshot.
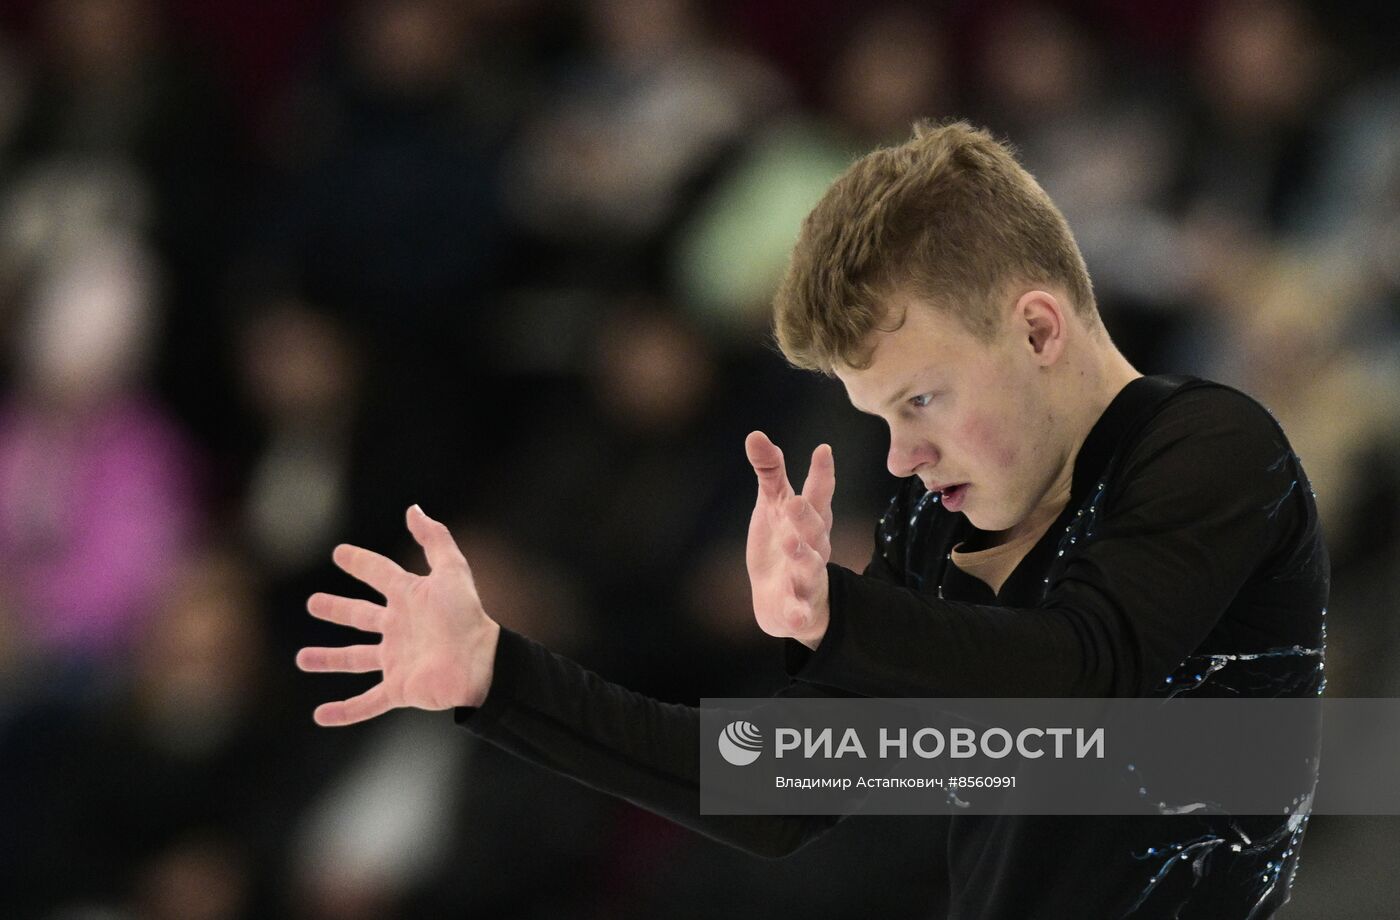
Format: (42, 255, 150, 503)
(744, 431, 836, 649)
(296, 505, 501, 727)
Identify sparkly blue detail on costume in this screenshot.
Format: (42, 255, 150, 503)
(1262, 452, 1299, 520)
(904, 488, 942, 590)
(875, 483, 942, 592)
(1039, 478, 1110, 601)
(1317, 608, 1328, 695)
(1157, 645, 1324, 700)
(1121, 796, 1313, 919)
(1128, 599, 1327, 916)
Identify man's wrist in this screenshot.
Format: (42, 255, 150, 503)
(460, 618, 501, 709)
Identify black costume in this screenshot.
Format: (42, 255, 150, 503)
(455, 374, 1329, 919)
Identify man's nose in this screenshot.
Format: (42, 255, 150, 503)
(887, 437, 936, 479)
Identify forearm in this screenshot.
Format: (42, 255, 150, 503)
(784, 563, 1129, 697)
(455, 627, 841, 858)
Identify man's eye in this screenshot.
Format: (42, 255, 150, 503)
(909, 392, 935, 408)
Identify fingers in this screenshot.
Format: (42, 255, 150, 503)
(313, 684, 392, 727)
(296, 643, 382, 674)
(745, 430, 792, 502)
(307, 593, 386, 634)
(405, 504, 468, 573)
(800, 443, 836, 525)
(333, 543, 409, 598)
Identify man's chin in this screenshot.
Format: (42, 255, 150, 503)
(964, 507, 1014, 534)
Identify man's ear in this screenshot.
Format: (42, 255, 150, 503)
(1017, 290, 1066, 365)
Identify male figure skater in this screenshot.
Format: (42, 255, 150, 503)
(298, 121, 1327, 918)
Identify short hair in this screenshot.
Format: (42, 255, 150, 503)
(772, 119, 1100, 374)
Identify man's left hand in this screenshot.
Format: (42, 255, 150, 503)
(743, 431, 836, 649)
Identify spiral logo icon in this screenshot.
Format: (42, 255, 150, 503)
(718, 720, 764, 766)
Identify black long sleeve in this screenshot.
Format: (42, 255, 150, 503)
(454, 628, 848, 858)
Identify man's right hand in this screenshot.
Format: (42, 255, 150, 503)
(744, 431, 836, 650)
(296, 505, 501, 727)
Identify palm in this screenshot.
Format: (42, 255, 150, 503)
(377, 573, 482, 709)
(297, 506, 500, 726)
(746, 493, 809, 635)
(744, 432, 836, 643)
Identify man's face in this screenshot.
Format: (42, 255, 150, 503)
(835, 295, 1063, 534)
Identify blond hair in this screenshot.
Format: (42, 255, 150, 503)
(773, 119, 1099, 373)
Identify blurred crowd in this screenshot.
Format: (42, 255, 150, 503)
(0, 0, 1397, 917)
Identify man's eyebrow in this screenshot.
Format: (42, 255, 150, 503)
(884, 367, 941, 410)
(848, 369, 936, 415)
(881, 382, 919, 411)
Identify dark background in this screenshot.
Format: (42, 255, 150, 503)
(0, 1, 1396, 917)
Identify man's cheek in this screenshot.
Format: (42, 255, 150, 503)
(959, 414, 1019, 471)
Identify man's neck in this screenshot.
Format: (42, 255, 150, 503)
(975, 341, 1141, 553)
(1012, 343, 1141, 546)
(1073, 342, 1143, 456)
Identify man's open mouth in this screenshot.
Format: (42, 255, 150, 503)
(939, 483, 969, 510)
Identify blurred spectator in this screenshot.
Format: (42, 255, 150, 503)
(1179, 0, 1335, 237)
(474, 299, 738, 698)
(1298, 70, 1400, 334)
(132, 832, 252, 920)
(259, 0, 508, 337)
(236, 298, 360, 578)
(290, 711, 467, 920)
(4, 0, 240, 447)
(250, 0, 519, 550)
(502, 0, 786, 288)
(19, 550, 311, 918)
(0, 236, 201, 692)
(1191, 255, 1400, 558)
(672, 4, 952, 338)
